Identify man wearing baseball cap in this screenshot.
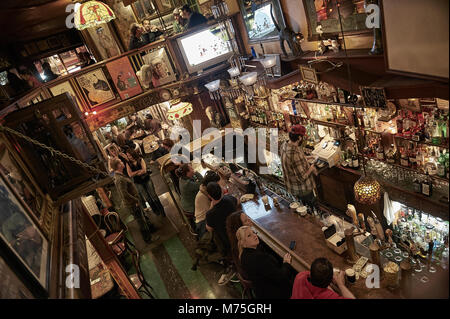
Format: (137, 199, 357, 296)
(280, 124, 317, 206)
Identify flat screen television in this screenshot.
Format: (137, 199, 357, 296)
(176, 23, 234, 74)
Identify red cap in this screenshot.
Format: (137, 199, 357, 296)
(290, 124, 306, 136)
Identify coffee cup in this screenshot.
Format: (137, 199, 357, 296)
(345, 268, 356, 284)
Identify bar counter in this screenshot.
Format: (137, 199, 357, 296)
(240, 191, 449, 299)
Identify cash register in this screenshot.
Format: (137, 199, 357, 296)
(311, 134, 342, 168)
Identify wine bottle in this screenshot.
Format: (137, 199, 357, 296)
(413, 176, 422, 193)
(352, 153, 359, 169)
(376, 144, 385, 160)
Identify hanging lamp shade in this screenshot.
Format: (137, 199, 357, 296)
(354, 175, 382, 205)
(205, 80, 221, 92)
(239, 72, 258, 86)
(260, 56, 277, 69)
(74, 1, 116, 31)
(167, 100, 193, 121)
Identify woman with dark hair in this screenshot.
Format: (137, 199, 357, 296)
(194, 170, 220, 237)
(226, 211, 253, 277)
(177, 163, 203, 229)
(125, 149, 165, 216)
(41, 62, 58, 82)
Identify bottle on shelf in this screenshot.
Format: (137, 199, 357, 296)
(352, 153, 360, 169)
(421, 172, 432, 197)
(386, 144, 396, 164)
(400, 147, 410, 167)
(376, 143, 385, 160)
(413, 176, 422, 193)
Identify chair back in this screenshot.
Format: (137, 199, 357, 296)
(104, 211, 124, 233)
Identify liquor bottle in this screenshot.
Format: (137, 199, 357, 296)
(413, 177, 422, 194)
(437, 149, 446, 177)
(376, 144, 385, 160)
(396, 110, 404, 135)
(421, 172, 432, 197)
(386, 144, 396, 164)
(400, 148, 410, 167)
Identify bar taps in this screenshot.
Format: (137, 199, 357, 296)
(371, 211, 385, 242)
(385, 229, 393, 247)
(346, 204, 358, 227)
(358, 213, 366, 232)
(344, 227, 365, 264)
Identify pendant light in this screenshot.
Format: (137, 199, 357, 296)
(354, 157, 382, 205)
(74, 1, 116, 31)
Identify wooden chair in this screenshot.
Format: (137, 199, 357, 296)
(104, 211, 155, 298)
(237, 272, 254, 299)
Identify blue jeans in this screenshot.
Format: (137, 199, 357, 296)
(195, 220, 207, 238)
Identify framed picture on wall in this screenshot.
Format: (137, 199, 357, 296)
(300, 66, 318, 84)
(397, 98, 422, 112)
(76, 69, 116, 108)
(106, 57, 143, 100)
(49, 81, 84, 111)
(302, 0, 370, 41)
(106, 0, 137, 48)
(155, 0, 173, 12)
(0, 171, 49, 290)
(86, 25, 121, 60)
(142, 47, 177, 87)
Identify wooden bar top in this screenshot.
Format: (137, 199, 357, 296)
(241, 192, 449, 299)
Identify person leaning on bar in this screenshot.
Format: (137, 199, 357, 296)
(280, 124, 318, 207)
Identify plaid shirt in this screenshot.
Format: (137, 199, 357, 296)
(280, 141, 316, 197)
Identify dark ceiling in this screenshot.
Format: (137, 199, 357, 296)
(0, 0, 73, 44)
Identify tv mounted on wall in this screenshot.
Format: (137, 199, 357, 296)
(176, 23, 234, 74)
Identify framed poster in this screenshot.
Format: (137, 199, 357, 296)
(302, 0, 370, 41)
(106, 0, 137, 48)
(86, 25, 121, 60)
(397, 98, 422, 112)
(0, 255, 35, 298)
(142, 47, 177, 87)
(76, 69, 116, 108)
(300, 65, 318, 84)
(0, 171, 49, 289)
(155, 0, 173, 12)
(360, 86, 387, 109)
(49, 80, 83, 111)
(106, 56, 143, 100)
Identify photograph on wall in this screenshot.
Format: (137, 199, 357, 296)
(155, 0, 173, 12)
(106, 0, 138, 48)
(86, 25, 121, 60)
(140, 47, 176, 87)
(397, 98, 422, 112)
(303, 0, 370, 40)
(49, 81, 83, 111)
(300, 65, 318, 84)
(0, 139, 43, 220)
(360, 86, 387, 109)
(0, 172, 48, 289)
(76, 69, 116, 108)
(106, 56, 143, 100)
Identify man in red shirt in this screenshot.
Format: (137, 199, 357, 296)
(291, 257, 356, 299)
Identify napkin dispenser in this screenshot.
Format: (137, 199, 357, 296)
(323, 224, 347, 255)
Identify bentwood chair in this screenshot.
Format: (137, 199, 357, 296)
(104, 211, 155, 298)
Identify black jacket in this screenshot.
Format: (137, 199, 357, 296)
(128, 35, 145, 51)
(142, 30, 163, 45)
(240, 246, 293, 299)
(187, 12, 208, 29)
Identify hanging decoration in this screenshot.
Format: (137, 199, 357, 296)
(354, 175, 382, 205)
(74, 1, 116, 31)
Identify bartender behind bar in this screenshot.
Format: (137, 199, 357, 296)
(280, 124, 318, 207)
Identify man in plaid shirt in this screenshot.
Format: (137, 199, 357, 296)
(280, 125, 318, 206)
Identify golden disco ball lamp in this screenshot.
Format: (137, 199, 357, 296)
(354, 175, 381, 205)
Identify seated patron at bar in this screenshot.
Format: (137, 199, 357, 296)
(237, 226, 295, 299)
(172, 8, 187, 34)
(180, 4, 208, 30)
(280, 124, 318, 206)
(194, 170, 220, 238)
(141, 18, 163, 44)
(291, 257, 356, 299)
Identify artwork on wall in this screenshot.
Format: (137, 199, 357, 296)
(49, 81, 83, 111)
(360, 86, 387, 109)
(76, 69, 116, 108)
(302, 0, 370, 41)
(0, 171, 49, 289)
(106, 0, 137, 48)
(106, 56, 143, 100)
(155, 0, 173, 13)
(139, 47, 176, 88)
(300, 65, 318, 84)
(86, 25, 121, 60)
(397, 98, 422, 112)
(0, 139, 44, 221)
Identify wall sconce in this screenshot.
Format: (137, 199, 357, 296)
(260, 56, 277, 78)
(205, 79, 221, 100)
(227, 67, 240, 78)
(239, 72, 258, 86)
